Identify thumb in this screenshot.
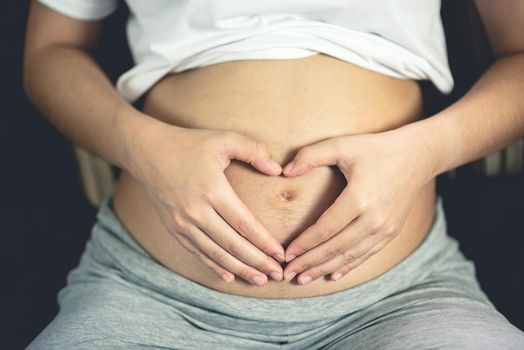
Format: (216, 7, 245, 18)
(224, 133, 282, 175)
(283, 138, 340, 177)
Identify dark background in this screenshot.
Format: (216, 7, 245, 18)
(2, 1, 523, 349)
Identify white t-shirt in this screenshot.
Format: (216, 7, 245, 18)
(37, 0, 454, 103)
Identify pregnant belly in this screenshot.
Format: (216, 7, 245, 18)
(112, 53, 437, 298)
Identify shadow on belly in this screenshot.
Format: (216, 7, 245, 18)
(224, 160, 347, 247)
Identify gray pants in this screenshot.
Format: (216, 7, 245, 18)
(27, 195, 524, 349)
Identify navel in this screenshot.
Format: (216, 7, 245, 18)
(279, 189, 297, 202)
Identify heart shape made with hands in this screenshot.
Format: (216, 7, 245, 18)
(231, 130, 424, 285)
(243, 140, 350, 284)
(232, 136, 349, 267)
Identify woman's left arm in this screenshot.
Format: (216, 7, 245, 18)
(282, 0, 524, 285)
(412, 0, 524, 178)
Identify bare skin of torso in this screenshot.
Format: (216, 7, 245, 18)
(112, 53, 436, 299)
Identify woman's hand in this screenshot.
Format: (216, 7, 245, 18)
(127, 121, 286, 286)
(281, 127, 436, 285)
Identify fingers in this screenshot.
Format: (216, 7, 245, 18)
(197, 205, 284, 281)
(329, 239, 389, 281)
(283, 216, 372, 283)
(223, 132, 282, 176)
(180, 220, 276, 286)
(213, 176, 286, 263)
(299, 234, 389, 284)
(174, 232, 235, 283)
(284, 188, 360, 262)
(283, 137, 341, 177)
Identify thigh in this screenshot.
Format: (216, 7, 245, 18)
(26, 201, 285, 350)
(25, 278, 271, 350)
(26, 280, 195, 350)
(323, 275, 524, 350)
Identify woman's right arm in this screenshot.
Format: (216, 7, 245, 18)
(23, 0, 285, 285)
(23, 0, 146, 170)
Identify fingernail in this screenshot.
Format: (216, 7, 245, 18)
(273, 253, 285, 263)
(270, 160, 282, 171)
(269, 271, 282, 281)
(286, 254, 296, 262)
(332, 272, 342, 281)
(284, 161, 295, 173)
(285, 271, 297, 282)
(300, 275, 312, 285)
(252, 275, 266, 286)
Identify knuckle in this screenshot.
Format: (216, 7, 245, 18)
(346, 261, 358, 270)
(375, 239, 390, 252)
(384, 220, 400, 237)
(227, 242, 246, 258)
(300, 146, 314, 166)
(234, 220, 252, 237)
(342, 249, 355, 265)
(367, 212, 386, 232)
(172, 214, 190, 232)
(206, 187, 224, 203)
(317, 225, 335, 241)
(174, 233, 191, 249)
(254, 140, 269, 156)
(182, 202, 199, 219)
(257, 240, 274, 254)
(200, 185, 216, 202)
(238, 265, 254, 280)
(188, 247, 203, 261)
(209, 250, 226, 265)
(178, 237, 205, 263)
(295, 259, 312, 271)
(290, 244, 304, 257)
(257, 259, 275, 273)
(353, 195, 369, 212)
(324, 246, 343, 260)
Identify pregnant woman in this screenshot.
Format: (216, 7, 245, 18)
(24, 0, 524, 349)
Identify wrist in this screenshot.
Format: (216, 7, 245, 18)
(393, 115, 458, 182)
(115, 106, 182, 177)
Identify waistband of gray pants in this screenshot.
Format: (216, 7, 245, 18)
(90, 193, 456, 323)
